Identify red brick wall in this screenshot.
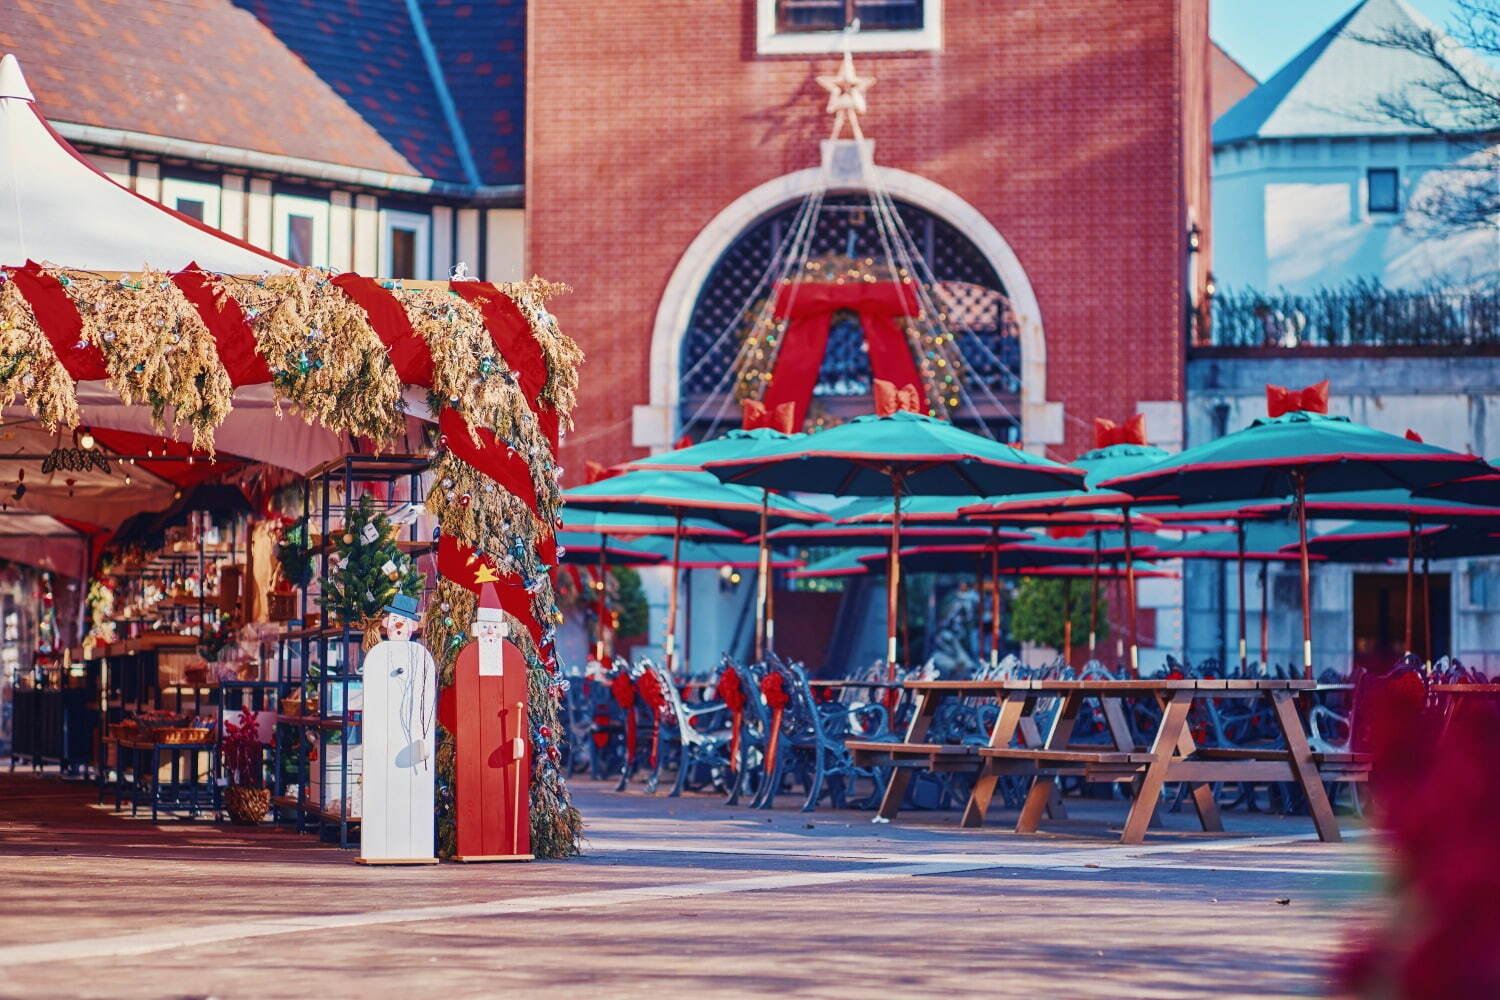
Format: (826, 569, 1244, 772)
(528, 1, 1207, 476)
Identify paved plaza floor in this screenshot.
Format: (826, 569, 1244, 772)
(0, 769, 1381, 998)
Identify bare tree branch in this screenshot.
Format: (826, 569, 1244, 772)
(1354, 0, 1500, 236)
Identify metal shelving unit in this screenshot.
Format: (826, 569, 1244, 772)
(271, 454, 431, 849)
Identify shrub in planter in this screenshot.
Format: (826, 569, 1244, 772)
(222, 707, 269, 825)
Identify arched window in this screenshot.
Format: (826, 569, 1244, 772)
(678, 194, 1021, 440)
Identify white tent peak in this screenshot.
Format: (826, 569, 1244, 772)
(0, 54, 35, 103)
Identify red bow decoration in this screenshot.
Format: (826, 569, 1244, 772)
(763, 281, 924, 428)
(610, 670, 638, 764)
(585, 460, 613, 484)
(742, 399, 797, 434)
(635, 671, 670, 769)
(1266, 380, 1329, 417)
(1047, 524, 1090, 540)
(874, 379, 924, 418)
(673, 433, 694, 450)
(1405, 429, 1424, 443)
(760, 671, 791, 778)
(1094, 414, 1148, 449)
(717, 667, 746, 772)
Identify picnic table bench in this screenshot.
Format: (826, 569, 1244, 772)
(850, 678, 1359, 844)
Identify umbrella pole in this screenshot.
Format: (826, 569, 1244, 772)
(1423, 553, 1433, 672)
(1122, 509, 1139, 678)
(596, 538, 609, 663)
(990, 530, 1002, 670)
(1236, 520, 1248, 673)
(887, 474, 903, 679)
(1294, 472, 1313, 680)
(1088, 532, 1102, 660)
(1259, 564, 1270, 669)
(1403, 515, 1416, 658)
(1062, 580, 1073, 669)
(665, 512, 683, 675)
(754, 490, 769, 663)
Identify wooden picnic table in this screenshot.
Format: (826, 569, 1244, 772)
(849, 677, 1351, 845)
(807, 680, 903, 690)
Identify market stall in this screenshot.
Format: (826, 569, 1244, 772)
(0, 55, 584, 859)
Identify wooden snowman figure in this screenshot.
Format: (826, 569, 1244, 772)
(448, 582, 532, 861)
(359, 593, 438, 865)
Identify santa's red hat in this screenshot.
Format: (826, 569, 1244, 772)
(476, 581, 505, 624)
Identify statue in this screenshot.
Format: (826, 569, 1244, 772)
(358, 593, 437, 865)
(446, 582, 532, 861)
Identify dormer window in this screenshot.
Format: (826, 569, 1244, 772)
(758, 0, 940, 54)
(776, 0, 924, 33)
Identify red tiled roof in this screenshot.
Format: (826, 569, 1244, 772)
(1211, 42, 1258, 123)
(0, 0, 424, 179)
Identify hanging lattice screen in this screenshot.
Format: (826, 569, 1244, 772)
(679, 195, 1020, 435)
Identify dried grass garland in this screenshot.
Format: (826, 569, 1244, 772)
(0, 277, 79, 429)
(57, 270, 233, 454)
(230, 269, 405, 446)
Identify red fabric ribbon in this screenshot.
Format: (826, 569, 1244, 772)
(762, 281, 924, 429)
(1266, 380, 1330, 417)
(585, 460, 613, 484)
(636, 671, 669, 769)
(331, 274, 435, 385)
(450, 281, 559, 450)
(172, 264, 273, 386)
(439, 408, 543, 520)
(760, 671, 790, 778)
(741, 399, 797, 434)
(873, 378, 924, 418)
(610, 670, 638, 763)
(436, 535, 545, 644)
(1405, 429, 1424, 443)
(717, 667, 746, 771)
(7, 261, 107, 381)
(1094, 414, 1148, 449)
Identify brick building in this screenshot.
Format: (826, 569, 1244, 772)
(527, 0, 1216, 474)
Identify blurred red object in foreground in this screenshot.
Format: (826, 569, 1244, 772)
(1334, 673, 1500, 999)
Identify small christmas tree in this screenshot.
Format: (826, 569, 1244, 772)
(320, 494, 424, 633)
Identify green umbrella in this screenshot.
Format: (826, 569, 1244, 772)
(958, 442, 1190, 674)
(562, 468, 826, 671)
(1235, 488, 1500, 663)
(559, 508, 743, 540)
(704, 411, 1084, 674)
(624, 428, 804, 660)
(1146, 522, 1324, 670)
(1098, 409, 1491, 678)
(1300, 522, 1500, 666)
(1414, 461, 1500, 506)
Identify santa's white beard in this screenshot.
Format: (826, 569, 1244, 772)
(477, 637, 504, 676)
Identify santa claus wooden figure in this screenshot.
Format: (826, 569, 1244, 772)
(445, 582, 532, 861)
(358, 593, 438, 865)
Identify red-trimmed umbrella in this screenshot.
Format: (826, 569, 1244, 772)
(1097, 383, 1491, 677)
(1415, 463, 1500, 506)
(704, 408, 1085, 677)
(958, 425, 1188, 675)
(1299, 522, 1500, 666)
(621, 424, 804, 660)
(562, 468, 827, 672)
(1145, 522, 1327, 671)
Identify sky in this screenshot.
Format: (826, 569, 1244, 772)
(1211, 0, 1461, 80)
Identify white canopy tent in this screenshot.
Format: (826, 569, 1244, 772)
(0, 53, 353, 478)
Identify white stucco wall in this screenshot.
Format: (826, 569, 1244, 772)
(1213, 135, 1500, 293)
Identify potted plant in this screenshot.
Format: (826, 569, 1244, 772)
(222, 707, 270, 825)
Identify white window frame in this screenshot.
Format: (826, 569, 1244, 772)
(379, 209, 432, 280)
(161, 176, 222, 229)
(272, 193, 331, 268)
(757, 0, 942, 54)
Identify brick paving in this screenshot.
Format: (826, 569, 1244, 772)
(0, 769, 1381, 999)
